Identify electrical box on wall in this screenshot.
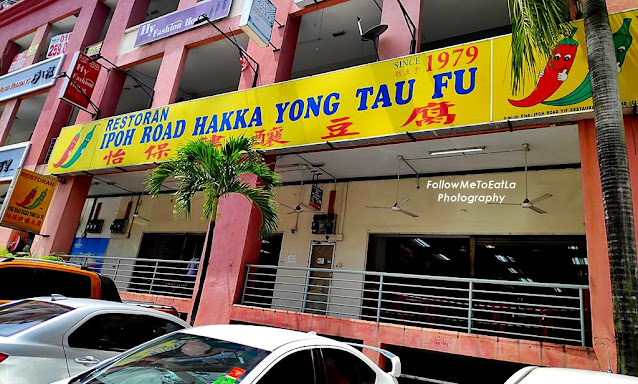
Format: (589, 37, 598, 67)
(109, 219, 127, 234)
(85, 219, 104, 234)
(311, 214, 336, 234)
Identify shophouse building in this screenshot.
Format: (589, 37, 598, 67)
(0, 0, 636, 382)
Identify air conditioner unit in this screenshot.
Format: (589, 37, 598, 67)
(295, 0, 323, 8)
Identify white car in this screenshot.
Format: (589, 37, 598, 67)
(53, 324, 401, 384)
(506, 366, 638, 383)
(0, 296, 190, 384)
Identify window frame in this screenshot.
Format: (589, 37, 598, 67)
(64, 310, 184, 352)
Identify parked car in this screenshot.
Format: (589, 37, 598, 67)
(0, 296, 190, 384)
(53, 324, 401, 384)
(0, 257, 121, 305)
(0, 257, 180, 316)
(505, 367, 638, 383)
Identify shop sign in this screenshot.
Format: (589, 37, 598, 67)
(0, 142, 29, 182)
(47, 10, 638, 175)
(58, 51, 101, 110)
(134, 0, 232, 47)
(0, 54, 64, 103)
(7, 51, 27, 73)
(239, 0, 276, 48)
(46, 32, 72, 58)
(309, 184, 323, 210)
(0, 169, 57, 234)
(85, 41, 103, 57)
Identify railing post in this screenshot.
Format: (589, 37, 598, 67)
(579, 288, 586, 346)
(376, 274, 384, 322)
(301, 267, 311, 313)
(113, 259, 121, 282)
(149, 261, 159, 294)
(241, 265, 251, 304)
(467, 281, 474, 334)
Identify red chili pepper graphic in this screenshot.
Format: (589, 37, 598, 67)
(16, 187, 38, 207)
(509, 29, 579, 108)
(53, 127, 83, 168)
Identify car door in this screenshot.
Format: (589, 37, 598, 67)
(63, 311, 184, 377)
(318, 348, 378, 384)
(254, 348, 321, 384)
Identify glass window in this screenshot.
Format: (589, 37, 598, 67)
(321, 348, 376, 384)
(0, 267, 37, 300)
(37, 269, 93, 298)
(258, 349, 317, 384)
(0, 300, 71, 336)
(69, 313, 145, 352)
(79, 333, 270, 384)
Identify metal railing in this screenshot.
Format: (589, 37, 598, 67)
(241, 265, 591, 347)
(70, 255, 200, 298)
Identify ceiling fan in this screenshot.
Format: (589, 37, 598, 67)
(366, 157, 419, 218)
(489, 143, 552, 214)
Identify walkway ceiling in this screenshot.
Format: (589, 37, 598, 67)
(85, 125, 580, 197)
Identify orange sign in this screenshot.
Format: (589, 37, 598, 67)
(0, 169, 57, 234)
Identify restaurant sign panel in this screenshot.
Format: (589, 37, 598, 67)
(0, 142, 30, 182)
(0, 169, 57, 234)
(48, 10, 638, 175)
(0, 55, 65, 103)
(134, 0, 232, 47)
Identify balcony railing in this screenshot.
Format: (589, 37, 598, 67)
(241, 265, 591, 347)
(70, 255, 199, 298)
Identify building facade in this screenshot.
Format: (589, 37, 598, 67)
(0, 0, 636, 382)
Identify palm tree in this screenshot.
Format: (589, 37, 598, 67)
(145, 136, 281, 324)
(510, 0, 638, 374)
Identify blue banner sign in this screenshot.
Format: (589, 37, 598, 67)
(0, 142, 29, 183)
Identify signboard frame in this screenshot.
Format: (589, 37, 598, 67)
(239, 0, 277, 48)
(0, 168, 57, 234)
(58, 51, 101, 114)
(0, 141, 30, 183)
(0, 54, 65, 103)
(309, 184, 323, 210)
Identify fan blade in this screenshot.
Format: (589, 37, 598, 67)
(398, 208, 419, 217)
(530, 193, 552, 204)
(528, 205, 547, 214)
(488, 202, 520, 205)
(366, 206, 391, 209)
(397, 197, 409, 206)
(286, 211, 298, 215)
(279, 203, 296, 210)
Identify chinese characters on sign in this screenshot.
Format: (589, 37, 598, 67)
(0, 55, 65, 103)
(58, 51, 101, 110)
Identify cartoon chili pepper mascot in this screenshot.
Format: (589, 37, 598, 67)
(23, 189, 47, 210)
(508, 28, 579, 108)
(59, 125, 96, 169)
(52, 127, 84, 168)
(543, 18, 632, 106)
(16, 187, 38, 207)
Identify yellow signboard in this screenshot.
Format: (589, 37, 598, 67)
(0, 169, 57, 233)
(47, 9, 638, 175)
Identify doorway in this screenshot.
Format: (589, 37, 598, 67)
(304, 242, 335, 314)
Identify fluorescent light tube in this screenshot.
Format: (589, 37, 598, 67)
(429, 146, 486, 156)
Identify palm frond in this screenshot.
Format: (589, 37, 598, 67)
(144, 135, 281, 238)
(509, 0, 571, 94)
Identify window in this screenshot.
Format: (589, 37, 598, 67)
(321, 348, 376, 384)
(68, 313, 183, 352)
(0, 300, 71, 336)
(0, 266, 93, 300)
(0, 267, 37, 299)
(258, 350, 317, 384)
(79, 333, 270, 384)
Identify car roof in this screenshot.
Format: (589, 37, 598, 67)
(183, 324, 340, 352)
(506, 367, 638, 384)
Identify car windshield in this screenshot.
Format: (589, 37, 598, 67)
(79, 332, 271, 384)
(0, 300, 71, 336)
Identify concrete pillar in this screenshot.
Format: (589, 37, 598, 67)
(0, 99, 20, 145)
(190, 0, 299, 325)
(31, 175, 92, 255)
(0, 0, 109, 251)
(0, 40, 19, 75)
(24, 0, 109, 168)
(22, 23, 51, 67)
(238, 0, 301, 88)
(378, 0, 423, 60)
(76, 0, 151, 124)
(177, 0, 198, 11)
(578, 119, 617, 372)
(152, 43, 188, 108)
